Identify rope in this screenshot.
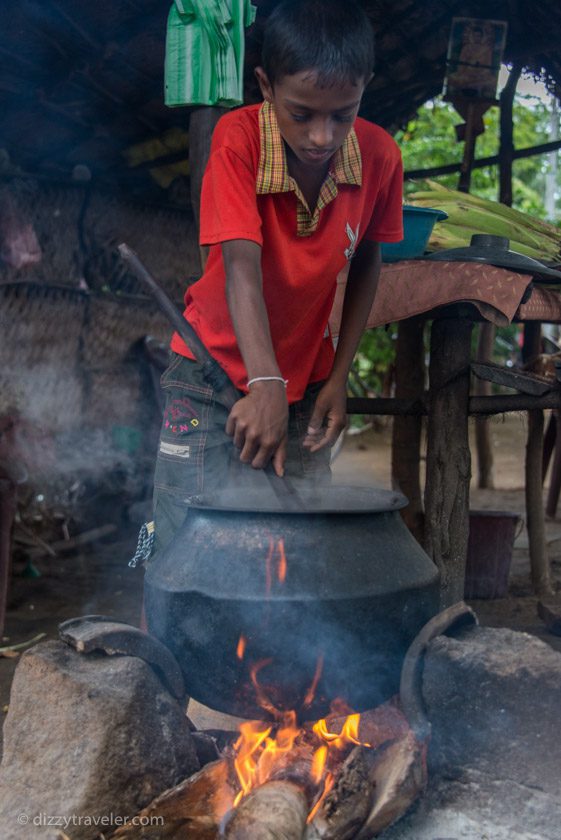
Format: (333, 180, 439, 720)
(129, 520, 155, 568)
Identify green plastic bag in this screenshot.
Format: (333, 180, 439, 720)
(165, 0, 256, 108)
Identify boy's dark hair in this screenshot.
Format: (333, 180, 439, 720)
(262, 0, 375, 87)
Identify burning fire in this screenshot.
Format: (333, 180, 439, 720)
(228, 535, 372, 823)
(231, 693, 371, 820)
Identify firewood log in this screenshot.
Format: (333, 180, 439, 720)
(355, 732, 427, 839)
(306, 746, 373, 840)
(224, 780, 308, 840)
(107, 758, 234, 839)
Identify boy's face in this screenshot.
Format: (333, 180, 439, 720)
(256, 68, 366, 171)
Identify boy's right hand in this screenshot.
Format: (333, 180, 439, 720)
(225, 380, 288, 476)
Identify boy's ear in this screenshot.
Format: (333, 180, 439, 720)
(255, 66, 273, 102)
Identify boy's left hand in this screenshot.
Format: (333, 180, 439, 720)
(303, 380, 347, 452)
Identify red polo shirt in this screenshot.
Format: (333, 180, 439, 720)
(171, 101, 403, 403)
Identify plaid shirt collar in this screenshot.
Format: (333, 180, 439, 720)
(256, 100, 362, 197)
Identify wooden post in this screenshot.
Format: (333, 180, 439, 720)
(458, 102, 478, 193)
(391, 317, 425, 543)
(473, 65, 522, 489)
(474, 322, 495, 488)
(522, 322, 553, 596)
(498, 64, 522, 208)
(424, 316, 473, 608)
(188, 106, 227, 270)
(545, 410, 561, 518)
(0, 476, 17, 636)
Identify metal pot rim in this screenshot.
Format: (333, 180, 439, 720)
(184, 484, 408, 514)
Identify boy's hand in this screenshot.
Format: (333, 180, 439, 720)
(225, 380, 289, 475)
(303, 380, 347, 452)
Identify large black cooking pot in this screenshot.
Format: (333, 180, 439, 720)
(144, 486, 440, 720)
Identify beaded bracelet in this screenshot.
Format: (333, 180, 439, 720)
(247, 376, 288, 387)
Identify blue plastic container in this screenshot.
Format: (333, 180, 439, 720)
(381, 205, 448, 262)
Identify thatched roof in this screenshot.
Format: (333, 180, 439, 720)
(1, 0, 560, 203)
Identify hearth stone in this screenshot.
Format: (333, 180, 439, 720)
(0, 640, 199, 840)
(379, 626, 561, 839)
(422, 626, 561, 796)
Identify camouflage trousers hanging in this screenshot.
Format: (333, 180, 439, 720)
(151, 353, 331, 556)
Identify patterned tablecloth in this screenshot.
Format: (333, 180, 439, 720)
(329, 259, 561, 336)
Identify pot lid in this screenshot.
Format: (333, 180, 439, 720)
(423, 234, 561, 282)
(187, 484, 408, 514)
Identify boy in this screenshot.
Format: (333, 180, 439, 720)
(153, 0, 403, 553)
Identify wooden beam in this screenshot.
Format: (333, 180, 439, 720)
(131, 136, 561, 186)
(404, 138, 561, 180)
(348, 391, 561, 416)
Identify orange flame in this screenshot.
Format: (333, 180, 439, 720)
(307, 772, 334, 823)
(231, 704, 371, 815)
(302, 654, 324, 710)
(236, 635, 247, 660)
(311, 744, 328, 784)
(232, 712, 300, 807)
(313, 713, 371, 750)
(249, 659, 279, 719)
(277, 538, 287, 583)
(264, 537, 288, 593)
(265, 537, 274, 595)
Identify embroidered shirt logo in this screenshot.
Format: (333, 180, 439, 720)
(344, 222, 360, 260)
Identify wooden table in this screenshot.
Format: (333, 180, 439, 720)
(330, 261, 561, 608)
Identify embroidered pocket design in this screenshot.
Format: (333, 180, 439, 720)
(159, 441, 191, 458)
(164, 397, 200, 434)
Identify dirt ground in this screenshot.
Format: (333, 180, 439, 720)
(1, 412, 561, 737)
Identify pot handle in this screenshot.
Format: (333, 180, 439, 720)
(399, 601, 478, 741)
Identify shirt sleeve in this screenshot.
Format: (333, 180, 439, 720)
(199, 145, 263, 247)
(363, 147, 404, 243)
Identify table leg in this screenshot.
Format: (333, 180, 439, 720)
(522, 322, 552, 596)
(424, 317, 473, 608)
(545, 411, 561, 518)
(391, 317, 425, 543)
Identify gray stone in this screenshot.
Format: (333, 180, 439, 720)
(377, 626, 561, 840)
(0, 640, 199, 840)
(421, 626, 561, 798)
(380, 767, 561, 840)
